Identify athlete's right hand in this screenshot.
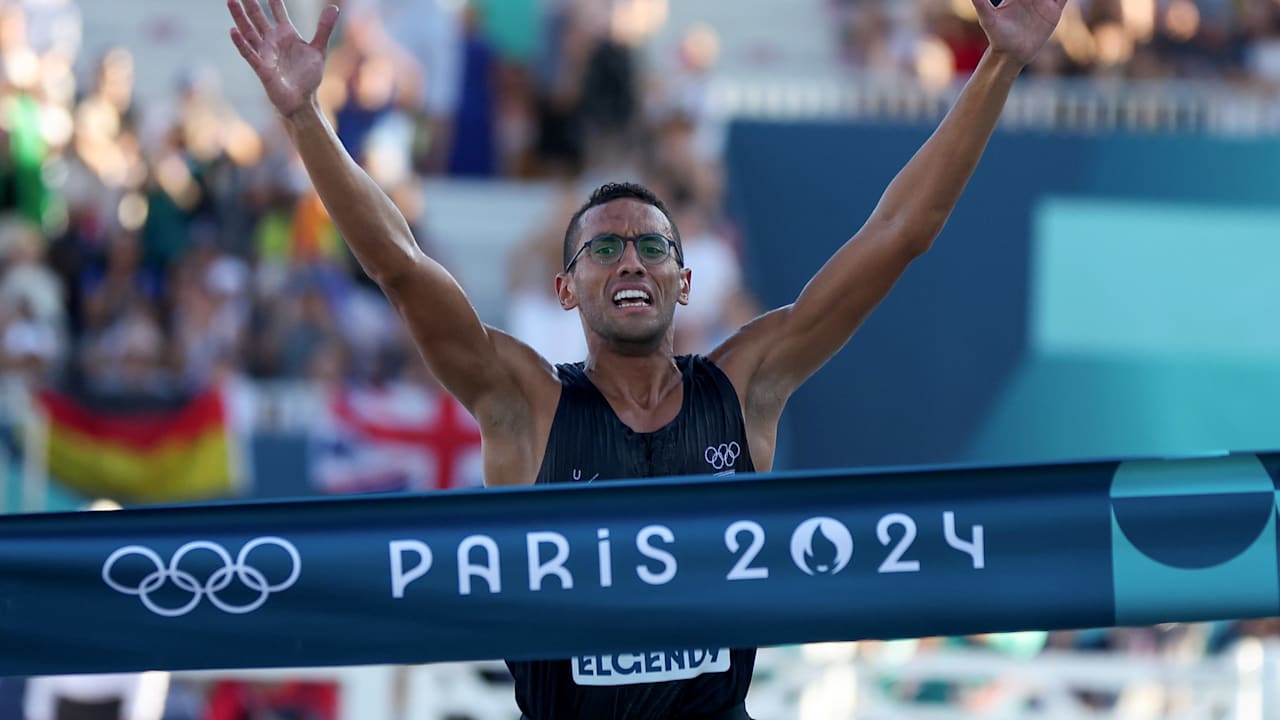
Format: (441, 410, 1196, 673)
(227, 0, 338, 118)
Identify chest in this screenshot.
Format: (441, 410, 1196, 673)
(539, 385, 752, 484)
(602, 389, 684, 435)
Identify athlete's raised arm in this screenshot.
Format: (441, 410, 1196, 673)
(714, 0, 1066, 424)
(226, 0, 540, 418)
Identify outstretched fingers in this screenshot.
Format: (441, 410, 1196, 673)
(230, 27, 265, 71)
(227, 0, 263, 49)
(310, 4, 339, 51)
(241, 0, 276, 37)
(267, 0, 295, 30)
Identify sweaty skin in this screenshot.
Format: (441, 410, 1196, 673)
(225, 0, 1067, 486)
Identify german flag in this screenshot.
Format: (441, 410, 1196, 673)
(35, 387, 241, 504)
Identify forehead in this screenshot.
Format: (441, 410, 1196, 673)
(576, 199, 671, 246)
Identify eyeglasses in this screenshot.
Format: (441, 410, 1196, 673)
(565, 234, 683, 272)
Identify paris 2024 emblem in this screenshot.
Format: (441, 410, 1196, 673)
(1110, 454, 1279, 625)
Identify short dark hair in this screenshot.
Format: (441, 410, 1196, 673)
(562, 182, 682, 271)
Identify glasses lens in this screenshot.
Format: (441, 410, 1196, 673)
(636, 236, 671, 264)
(589, 236, 624, 263)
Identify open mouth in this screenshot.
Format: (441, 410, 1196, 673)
(612, 289, 653, 308)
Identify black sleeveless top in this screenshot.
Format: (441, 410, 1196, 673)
(506, 355, 757, 720)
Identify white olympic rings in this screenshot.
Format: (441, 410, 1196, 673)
(102, 537, 301, 617)
(705, 442, 741, 470)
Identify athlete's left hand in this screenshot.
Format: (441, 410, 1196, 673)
(971, 0, 1067, 67)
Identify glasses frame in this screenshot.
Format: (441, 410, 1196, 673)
(564, 233, 684, 272)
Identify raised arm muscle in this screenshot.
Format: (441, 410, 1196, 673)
(284, 105, 513, 409)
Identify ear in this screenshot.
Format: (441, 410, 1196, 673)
(555, 272, 578, 310)
(678, 267, 691, 306)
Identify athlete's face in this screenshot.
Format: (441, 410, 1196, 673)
(556, 199, 691, 355)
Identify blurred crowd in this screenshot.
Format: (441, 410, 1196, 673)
(832, 0, 1280, 88)
(5, 621, 1277, 719)
(4, 0, 1280, 400)
(0, 0, 755, 399)
(861, 620, 1279, 715)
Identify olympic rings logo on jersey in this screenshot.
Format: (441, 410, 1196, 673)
(102, 537, 301, 617)
(705, 442, 740, 471)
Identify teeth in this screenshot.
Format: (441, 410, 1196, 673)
(613, 289, 651, 303)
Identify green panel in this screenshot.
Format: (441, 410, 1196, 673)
(1032, 198, 1280, 360)
(972, 197, 1280, 465)
(970, 356, 1280, 464)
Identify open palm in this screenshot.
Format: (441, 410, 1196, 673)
(227, 0, 339, 117)
(972, 0, 1067, 66)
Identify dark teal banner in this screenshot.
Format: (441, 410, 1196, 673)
(3, 452, 1280, 676)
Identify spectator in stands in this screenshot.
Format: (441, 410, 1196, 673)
(173, 253, 250, 387)
(833, 0, 1280, 84)
(320, 6, 422, 167)
(0, 3, 54, 227)
(78, 231, 160, 341)
(0, 216, 63, 332)
(79, 301, 169, 397)
(446, 3, 500, 176)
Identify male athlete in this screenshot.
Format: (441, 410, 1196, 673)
(227, 0, 1066, 717)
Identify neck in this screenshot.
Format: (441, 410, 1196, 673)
(583, 345, 681, 411)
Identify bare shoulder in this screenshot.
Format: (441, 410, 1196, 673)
(461, 327, 564, 488)
(706, 306, 793, 410)
(478, 326, 563, 425)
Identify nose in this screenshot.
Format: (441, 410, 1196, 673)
(615, 240, 646, 274)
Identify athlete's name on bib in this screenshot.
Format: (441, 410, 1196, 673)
(572, 648, 731, 686)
